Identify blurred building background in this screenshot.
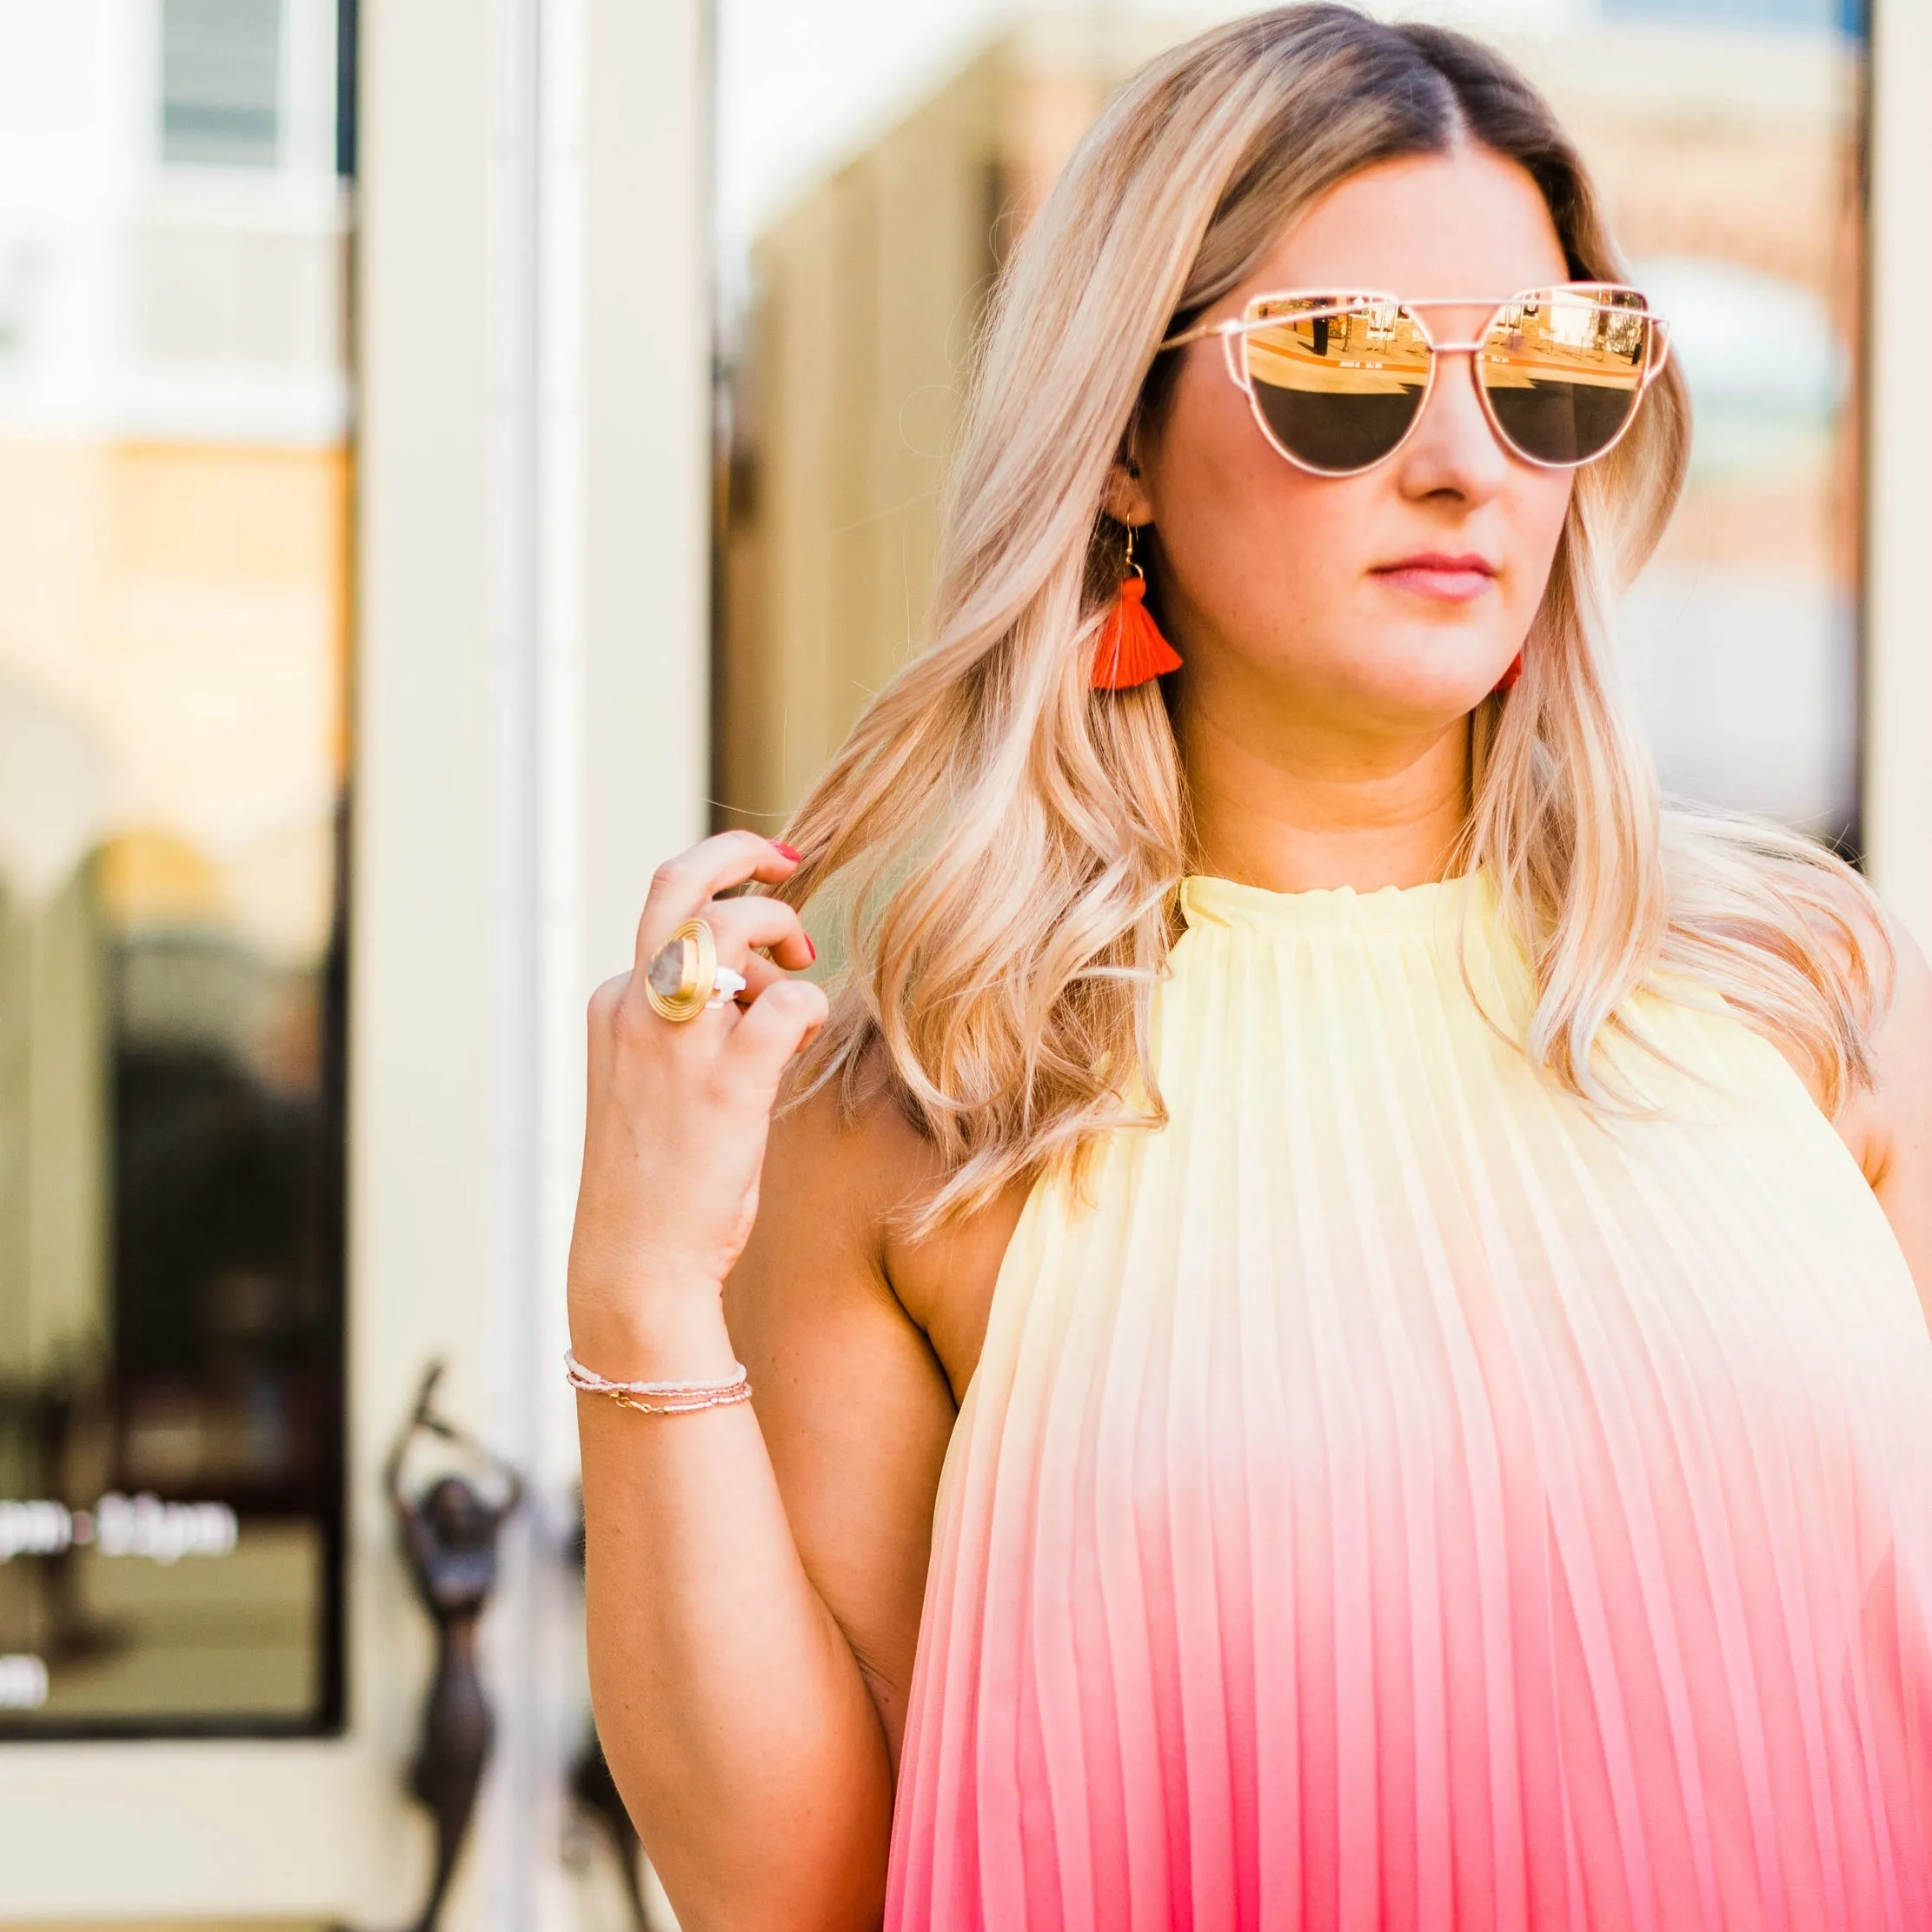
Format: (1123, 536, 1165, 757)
(0, 0, 1926, 1927)
(716, 0, 1869, 843)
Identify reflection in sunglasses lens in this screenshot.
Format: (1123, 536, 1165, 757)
(1244, 302, 1430, 474)
(1479, 289, 1649, 466)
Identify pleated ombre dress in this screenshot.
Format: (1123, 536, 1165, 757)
(885, 867, 1932, 1930)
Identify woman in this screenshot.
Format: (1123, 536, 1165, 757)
(570, 9, 1932, 1928)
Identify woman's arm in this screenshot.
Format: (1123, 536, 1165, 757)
(723, 1082, 966, 1773)
(571, 832, 953, 1931)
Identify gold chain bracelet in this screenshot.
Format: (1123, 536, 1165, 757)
(563, 1349, 752, 1415)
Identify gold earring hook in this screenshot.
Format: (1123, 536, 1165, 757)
(1125, 522, 1145, 581)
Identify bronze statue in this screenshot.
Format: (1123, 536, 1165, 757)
(384, 1363, 523, 1932)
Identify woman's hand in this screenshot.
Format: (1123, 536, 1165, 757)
(572, 831, 920, 1926)
(568, 831, 827, 1364)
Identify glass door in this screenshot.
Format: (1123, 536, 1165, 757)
(0, 0, 353, 1739)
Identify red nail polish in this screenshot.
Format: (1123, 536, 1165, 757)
(804, 936, 817, 963)
(772, 840, 802, 863)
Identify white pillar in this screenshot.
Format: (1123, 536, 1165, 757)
(474, 0, 712, 1922)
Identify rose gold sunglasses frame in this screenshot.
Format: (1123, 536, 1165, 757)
(1157, 281, 1673, 477)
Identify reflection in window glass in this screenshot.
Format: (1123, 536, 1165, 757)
(0, 0, 349, 1734)
(714, 1, 1865, 851)
(162, 0, 287, 169)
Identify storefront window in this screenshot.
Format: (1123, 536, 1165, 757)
(0, 0, 351, 1735)
(162, 0, 287, 168)
(714, 0, 1867, 850)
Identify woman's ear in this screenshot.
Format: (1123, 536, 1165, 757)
(1102, 455, 1155, 529)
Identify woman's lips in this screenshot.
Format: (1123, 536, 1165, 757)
(1371, 554, 1498, 603)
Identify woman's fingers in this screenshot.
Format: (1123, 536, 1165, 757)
(634, 830, 801, 971)
(718, 977, 829, 1100)
(574, 862, 822, 1310)
(734, 953, 787, 1005)
(703, 894, 816, 974)
(607, 862, 816, 1041)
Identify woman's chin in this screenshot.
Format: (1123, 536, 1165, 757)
(1333, 648, 1517, 723)
(1208, 635, 1518, 726)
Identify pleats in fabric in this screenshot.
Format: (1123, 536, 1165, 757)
(883, 868, 1932, 1932)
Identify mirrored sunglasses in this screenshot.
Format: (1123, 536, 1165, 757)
(1158, 282, 1671, 476)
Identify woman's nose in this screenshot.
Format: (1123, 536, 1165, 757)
(1394, 342, 1512, 501)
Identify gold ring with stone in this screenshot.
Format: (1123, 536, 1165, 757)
(643, 918, 747, 1023)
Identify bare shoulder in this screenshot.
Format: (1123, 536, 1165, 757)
(1794, 892, 1926, 1170)
(1819, 904, 1932, 1322)
(732, 1063, 937, 1316)
(1710, 877, 1932, 1322)
(723, 1065, 955, 1471)
(1730, 866, 1903, 1156)
(720, 1055, 1021, 1763)
(730, 1052, 1025, 1399)
(1840, 911, 1932, 1181)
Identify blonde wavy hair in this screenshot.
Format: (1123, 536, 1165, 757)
(774, 2, 1894, 1227)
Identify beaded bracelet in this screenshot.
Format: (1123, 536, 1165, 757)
(563, 1349, 752, 1415)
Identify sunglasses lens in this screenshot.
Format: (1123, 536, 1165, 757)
(1243, 301, 1431, 474)
(1478, 288, 1650, 466)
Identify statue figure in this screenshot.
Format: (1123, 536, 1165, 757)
(384, 1362, 523, 1932)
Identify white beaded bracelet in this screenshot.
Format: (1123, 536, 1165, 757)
(564, 1349, 752, 1415)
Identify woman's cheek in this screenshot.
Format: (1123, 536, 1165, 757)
(1528, 480, 1574, 568)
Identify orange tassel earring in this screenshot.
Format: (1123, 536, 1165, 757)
(1092, 523, 1183, 691)
(1493, 649, 1524, 696)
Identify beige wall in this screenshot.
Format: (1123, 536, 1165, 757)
(717, 49, 1007, 828)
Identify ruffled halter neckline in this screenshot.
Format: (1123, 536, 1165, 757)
(1179, 864, 1497, 939)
